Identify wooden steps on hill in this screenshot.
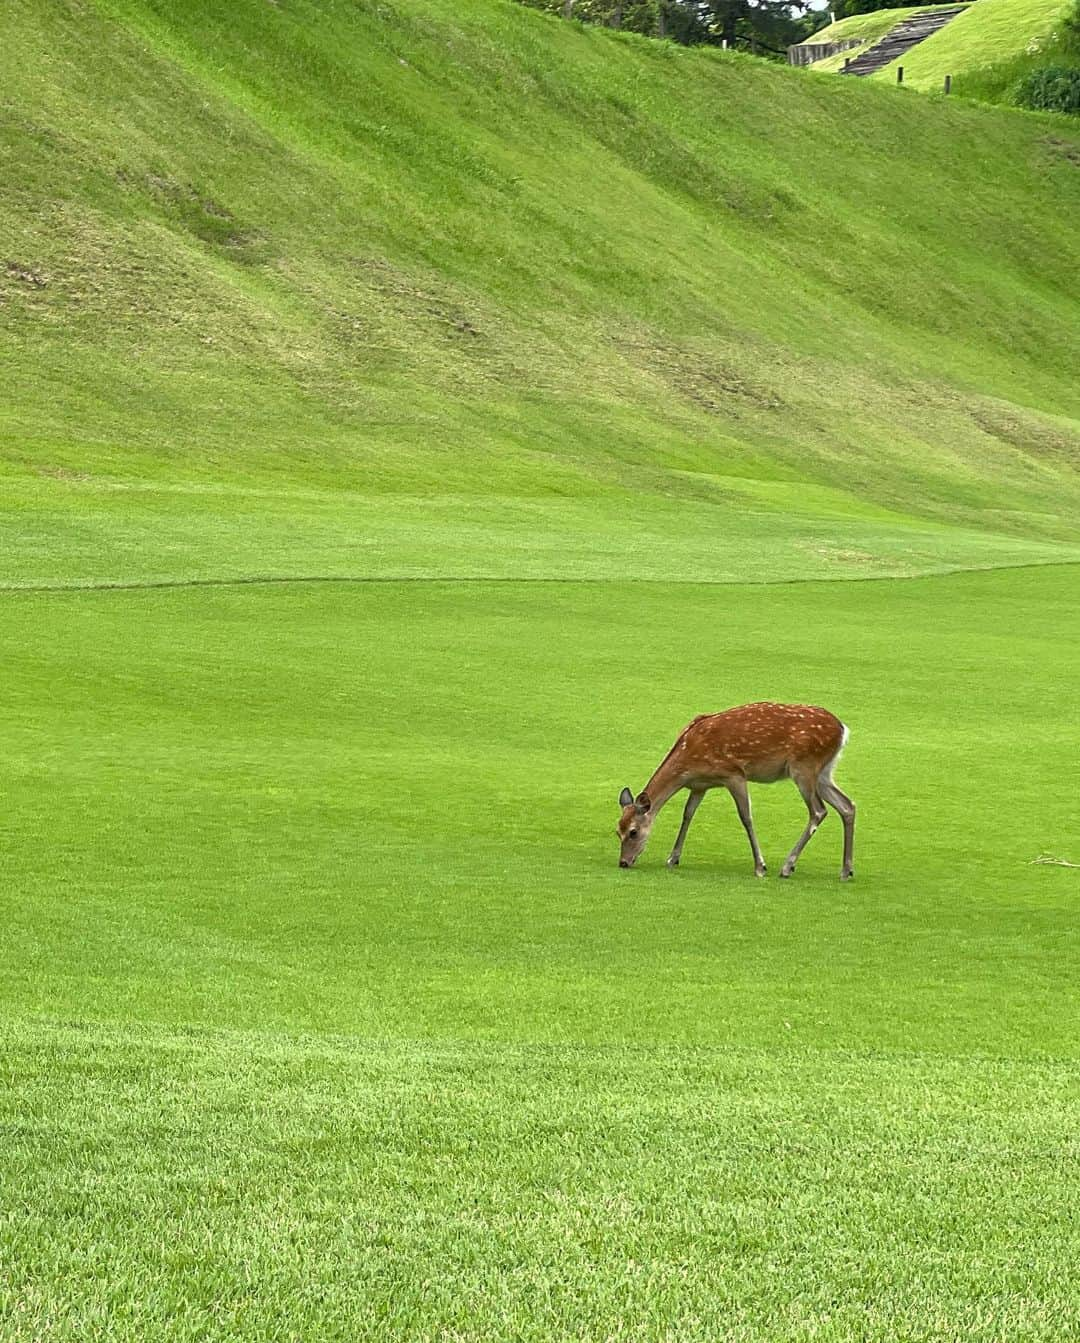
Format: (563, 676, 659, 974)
(840, 6, 966, 77)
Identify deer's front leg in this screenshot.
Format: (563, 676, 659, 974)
(667, 790, 704, 868)
(727, 777, 767, 877)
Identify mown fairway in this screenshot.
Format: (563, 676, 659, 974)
(3, 564, 1080, 1339)
(2, 0, 1080, 1337)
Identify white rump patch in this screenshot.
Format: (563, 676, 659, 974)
(821, 723, 849, 782)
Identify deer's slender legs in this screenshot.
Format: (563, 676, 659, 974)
(727, 777, 766, 877)
(819, 780, 856, 880)
(667, 789, 705, 868)
(780, 775, 828, 879)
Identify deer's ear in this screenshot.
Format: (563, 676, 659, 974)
(635, 792, 652, 814)
(619, 787, 634, 808)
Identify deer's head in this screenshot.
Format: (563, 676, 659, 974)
(617, 787, 654, 867)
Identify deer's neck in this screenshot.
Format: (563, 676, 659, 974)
(642, 755, 687, 813)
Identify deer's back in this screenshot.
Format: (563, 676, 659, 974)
(677, 702, 845, 783)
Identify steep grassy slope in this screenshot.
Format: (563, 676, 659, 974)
(2, 0, 1079, 586)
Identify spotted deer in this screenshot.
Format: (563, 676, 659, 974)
(616, 702, 855, 879)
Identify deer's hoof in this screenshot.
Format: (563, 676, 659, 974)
(666, 857, 679, 868)
(840, 870, 854, 882)
(779, 866, 794, 879)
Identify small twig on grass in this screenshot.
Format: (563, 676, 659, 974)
(1029, 854, 1080, 868)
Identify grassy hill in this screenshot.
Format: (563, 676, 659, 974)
(2, 0, 1080, 587)
(3, 2, 1080, 1339)
(804, 0, 1079, 97)
(867, 0, 1078, 89)
(795, 4, 968, 72)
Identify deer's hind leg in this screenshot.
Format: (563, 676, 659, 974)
(819, 779, 856, 880)
(780, 772, 828, 879)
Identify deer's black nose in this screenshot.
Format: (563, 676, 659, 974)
(619, 859, 630, 868)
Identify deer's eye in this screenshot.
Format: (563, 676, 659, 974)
(628, 828, 638, 839)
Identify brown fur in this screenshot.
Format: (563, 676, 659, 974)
(617, 702, 855, 879)
(666, 703, 844, 786)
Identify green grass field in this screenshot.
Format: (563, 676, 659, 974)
(5, 569, 1080, 1339)
(2, 0, 1080, 1338)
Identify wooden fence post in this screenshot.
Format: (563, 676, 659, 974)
(944, 74, 952, 93)
(896, 66, 903, 84)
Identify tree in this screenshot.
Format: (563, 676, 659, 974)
(696, 0, 824, 54)
(520, 0, 822, 54)
(833, 0, 905, 16)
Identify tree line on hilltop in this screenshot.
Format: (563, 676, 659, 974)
(518, 0, 907, 57)
(519, 0, 1080, 114)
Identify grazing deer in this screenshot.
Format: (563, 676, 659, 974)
(616, 703, 855, 879)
